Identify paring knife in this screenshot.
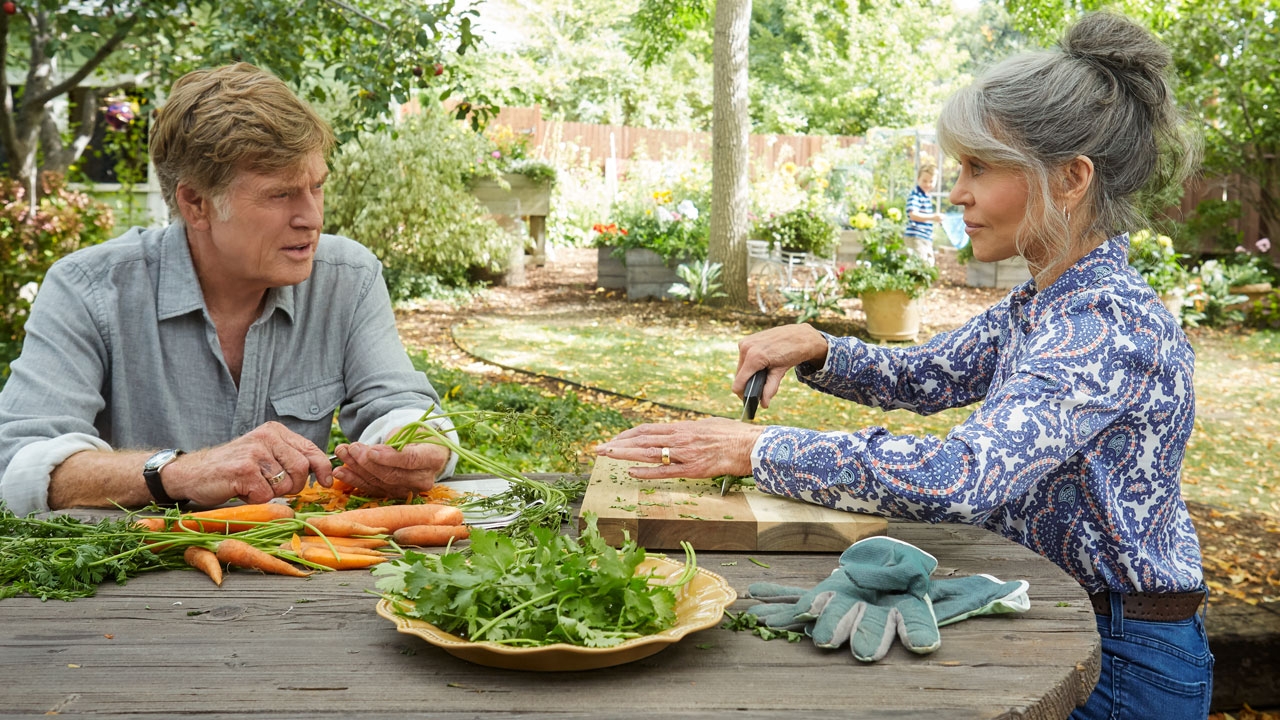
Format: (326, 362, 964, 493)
(723, 368, 769, 495)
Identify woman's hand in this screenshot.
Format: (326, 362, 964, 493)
(735, 324, 829, 408)
(330, 438, 451, 498)
(594, 418, 764, 480)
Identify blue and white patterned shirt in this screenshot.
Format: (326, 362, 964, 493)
(752, 235, 1204, 594)
(905, 185, 936, 241)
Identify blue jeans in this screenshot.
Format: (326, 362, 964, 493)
(1071, 591, 1214, 720)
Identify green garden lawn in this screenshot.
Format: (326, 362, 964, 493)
(451, 312, 1280, 519)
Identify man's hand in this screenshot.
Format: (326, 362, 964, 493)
(330, 438, 451, 498)
(166, 422, 333, 506)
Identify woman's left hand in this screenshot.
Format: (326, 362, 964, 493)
(594, 418, 764, 480)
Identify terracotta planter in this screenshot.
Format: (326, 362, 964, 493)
(1228, 282, 1273, 310)
(861, 290, 922, 342)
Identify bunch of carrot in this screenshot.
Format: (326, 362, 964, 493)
(131, 502, 471, 587)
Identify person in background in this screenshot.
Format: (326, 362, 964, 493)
(905, 159, 945, 265)
(0, 63, 458, 516)
(597, 12, 1210, 719)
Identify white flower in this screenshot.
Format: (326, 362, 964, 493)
(675, 199, 699, 221)
(656, 206, 676, 223)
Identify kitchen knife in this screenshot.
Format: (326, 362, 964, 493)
(723, 368, 769, 495)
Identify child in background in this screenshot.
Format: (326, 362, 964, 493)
(905, 160, 945, 265)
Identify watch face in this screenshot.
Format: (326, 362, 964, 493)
(145, 449, 181, 472)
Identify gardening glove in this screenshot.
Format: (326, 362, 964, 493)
(930, 574, 1030, 626)
(747, 536, 942, 662)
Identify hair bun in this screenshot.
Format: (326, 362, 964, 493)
(1060, 12, 1171, 77)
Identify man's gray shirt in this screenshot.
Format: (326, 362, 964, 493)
(0, 223, 454, 514)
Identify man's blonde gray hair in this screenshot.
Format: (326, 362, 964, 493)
(150, 63, 336, 219)
(937, 11, 1199, 277)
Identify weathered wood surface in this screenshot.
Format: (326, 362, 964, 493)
(0, 508, 1099, 718)
(583, 457, 887, 551)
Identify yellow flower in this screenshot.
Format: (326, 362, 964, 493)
(810, 156, 831, 175)
(652, 190, 673, 204)
(781, 162, 798, 176)
(1158, 234, 1173, 248)
(850, 212, 876, 230)
(887, 208, 903, 222)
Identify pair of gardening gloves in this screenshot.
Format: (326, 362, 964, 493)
(746, 536, 1030, 662)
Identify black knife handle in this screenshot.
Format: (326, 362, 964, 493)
(742, 368, 768, 421)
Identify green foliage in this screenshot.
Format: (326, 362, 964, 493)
(754, 205, 837, 257)
(0, 508, 175, 601)
(2, 0, 493, 187)
(1166, 0, 1280, 243)
(782, 272, 844, 324)
(473, 124, 558, 184)
(410, 358, 631, 475)
(1128, 229, 1190, 295)
(629, 0, 711, 69)
(373, 515, 695, 646)
(1183, 260, 1248, 328)
(548, 145, 614, 248)
(669, 260, 729, 304)
(1185, 199, 1245, 254)
(0, 173, 114, 378)
(838, 215, 938, 299)
(1221, 239, 1276, 288)
(324, 106, 513, 300)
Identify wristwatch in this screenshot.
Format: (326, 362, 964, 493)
(143, 449, 186, 506)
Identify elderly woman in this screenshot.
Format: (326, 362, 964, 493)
(598, 12, 1210, 719)
(0, 63, 457, 514)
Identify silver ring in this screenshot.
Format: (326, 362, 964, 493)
(660, 447, 671, 466)
(267, 469, 287, 487)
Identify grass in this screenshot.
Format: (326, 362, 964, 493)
(451, 314, 1280, 518)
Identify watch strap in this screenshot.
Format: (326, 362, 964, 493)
(143, 450, 185, 506)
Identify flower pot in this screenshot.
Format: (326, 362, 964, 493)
(1227, 282, 1273, 311)
(965, 257, 1032, 288)
(861, 290, 922, 342)
(1159, 288, 1186, 321)
(596, 246, 626, 290)
(624, 248, 692, 300)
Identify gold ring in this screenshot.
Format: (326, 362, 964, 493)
(661, 447, 671, 465)
(267, 470, 287, 487)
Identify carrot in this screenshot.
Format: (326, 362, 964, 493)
(183, 546, 223, 586)
(393, 524, 470, 547)
(215, 539, 311, 577)
(303, 516, 390, 538)
(295, 545, 390, 570)
(292, 536, 390, 550)
(178, 503, 295, 534)
(278, 541, 386, 557)
(316, 503, 464, 533)
(133, 517, 168, 532)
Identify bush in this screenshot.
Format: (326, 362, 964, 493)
(1, 173, 114, 378)
(1128, 229, 1189, 295)
(754, 205, 837, 257)
(596, 157, 712, 263)
(324, 105, 513, 300)
(838, 213, 937, 299)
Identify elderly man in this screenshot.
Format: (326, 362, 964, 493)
(0, 63, 456, 515)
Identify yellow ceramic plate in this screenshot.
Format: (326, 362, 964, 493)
(376, 557, 736, 671)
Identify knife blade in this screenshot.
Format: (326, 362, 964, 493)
(724, 368, 769, 495)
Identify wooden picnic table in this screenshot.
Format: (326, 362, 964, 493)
(0, 476, 1100, 719)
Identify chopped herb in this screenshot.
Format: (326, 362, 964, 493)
(748, 557, 770, 568)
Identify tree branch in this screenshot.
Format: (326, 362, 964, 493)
(316, 0, 389, 31)
(25, 14, 141, 109)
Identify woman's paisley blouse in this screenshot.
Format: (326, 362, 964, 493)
(752, 235, 1204, 593)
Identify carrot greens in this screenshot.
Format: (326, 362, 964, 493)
(374, 513, 697, 648)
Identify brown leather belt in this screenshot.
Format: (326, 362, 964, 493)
(1089, 590, 1204, 622)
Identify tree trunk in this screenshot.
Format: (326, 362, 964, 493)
(707, 0, 752, 310)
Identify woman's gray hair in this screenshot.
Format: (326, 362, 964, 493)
(937, 11, 1199, 275)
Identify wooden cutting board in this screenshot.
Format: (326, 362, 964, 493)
(579, 457, 887, 552)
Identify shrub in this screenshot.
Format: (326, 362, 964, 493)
(668, 260, 728, 304)
(1, 173, 114, 378)
(324, 105, 513, 300)
(1128, 229, 1189, 295)
(755, 205, 838, 257)
(597, 158, 712, 263)
(838, 214, 937, 299)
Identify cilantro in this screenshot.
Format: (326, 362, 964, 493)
(374, 513, 697, 648)
(721, 611, 804, 643)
